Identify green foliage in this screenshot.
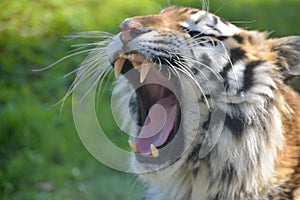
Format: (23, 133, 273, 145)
(0, 0, 299, 199)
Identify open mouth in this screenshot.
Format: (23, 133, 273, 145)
(113, 53, 181, 159)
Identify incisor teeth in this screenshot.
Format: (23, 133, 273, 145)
(120, 54, 137, 60)
(150, 144, 159, 157)
(140, 61, 151, 83)
(114, 57, 126, 78)
(128, 140, 138, 153)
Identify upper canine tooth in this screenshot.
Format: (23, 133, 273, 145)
(128, 140, 138, 153)
(150, 144, 159, 157)
(114, 57, 126, 78)
(140, 61, 151, 83)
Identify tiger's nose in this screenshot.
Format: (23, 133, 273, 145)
(119, 20, 143, 32)
(119, 20, 144, 42)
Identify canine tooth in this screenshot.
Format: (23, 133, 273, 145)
(128, 140, 138, 153)
(140, 62, 151, 83)
(114, 57, 126, 78)
(150, 144, 159, 157)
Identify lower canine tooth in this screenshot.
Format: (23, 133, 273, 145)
(114, 57, 126, 78)
(150, 144, 159, 157)
(128, 140, 138, 153)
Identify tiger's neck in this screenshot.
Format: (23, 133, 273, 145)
(144, 86, 299, 200)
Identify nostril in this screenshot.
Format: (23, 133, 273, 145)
(119, 20, 143, 32)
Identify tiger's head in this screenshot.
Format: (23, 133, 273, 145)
(73, 6, 300, 199)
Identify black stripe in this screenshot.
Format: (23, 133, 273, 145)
(201, 53, 212, 67)
(217, 36, 228, 41)
(184, 28, 223, 40)
(229, 47, 246, 63)
(188, 30, 206, 38)
(211, 27, 222, 34)
(220, 17, 229, 25)
(233, 34, 244, 44)
(247, 35, 255, 44)
(225, 113, 245, 138)
(202, 112, 212, 130)
(212, 16, 218, 26)
(206, 16, 218, 28)
(195, 18, 203, 24)
(190, 10, 199, 15)
(178, 8, 189, 14)
(191, 67, 199, 75)
(212, 193, 221, 200)
(187, 143, 202, 163)
(221, 163, 236, 183)
(193, 167, 199, 176)
(220, 47, 246, 87)
(219, 62, 232, 87)
(241, 60, 264, 92)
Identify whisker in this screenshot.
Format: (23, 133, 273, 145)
(67, 42, 108, 54)
(213, 4, 226, 15)
(96, 69, 115, 106)
(162, 58, 181, 79)
(163, 48, 215, 109)
(166, 58, 210, 109)
(201, 0, 210, 12)
(55, 32, 113, 109)
(37, 32, 113, 73)
(230, 20, 256, 24)
(178, 54, 222, 80)
(64, 31, 115, 40)
(33, 48, 96, 72)
(63, 66, 81, 78)
(176, 58, 213, 105)
(78, 68, 110, 103)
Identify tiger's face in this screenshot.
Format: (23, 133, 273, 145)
(107, 6, 277, 176)
(107, 6, 241, 169)
(74, 5, 300, 199)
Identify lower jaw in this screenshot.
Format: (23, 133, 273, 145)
(134, 126, 185, 165)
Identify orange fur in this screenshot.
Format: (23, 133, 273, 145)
(275, 87, 300, 198)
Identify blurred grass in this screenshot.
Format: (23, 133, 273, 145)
(0, 0, 299, 199)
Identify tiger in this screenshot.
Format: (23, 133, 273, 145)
(70, 5, 300, 200)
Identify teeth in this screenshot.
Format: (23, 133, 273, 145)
(114, 57, 126, 78)
(115, 54, 151, 81)
(131, 61, 141, 70)
(140, 61, 151, 83)
(128, 140, 138, 153)
(120, 54, 137, 60)
(150, 144, 159, 157)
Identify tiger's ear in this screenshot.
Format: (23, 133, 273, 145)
(272, 36, 300, 80)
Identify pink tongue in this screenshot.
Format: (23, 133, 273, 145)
(136, 95, 177, 154)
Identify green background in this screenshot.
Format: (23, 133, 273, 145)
(1, 0, 299, 199)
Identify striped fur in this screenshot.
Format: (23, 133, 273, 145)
(77, 6, 300, 200)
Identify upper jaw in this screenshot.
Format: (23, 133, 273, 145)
(113, 53, 153, 83)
